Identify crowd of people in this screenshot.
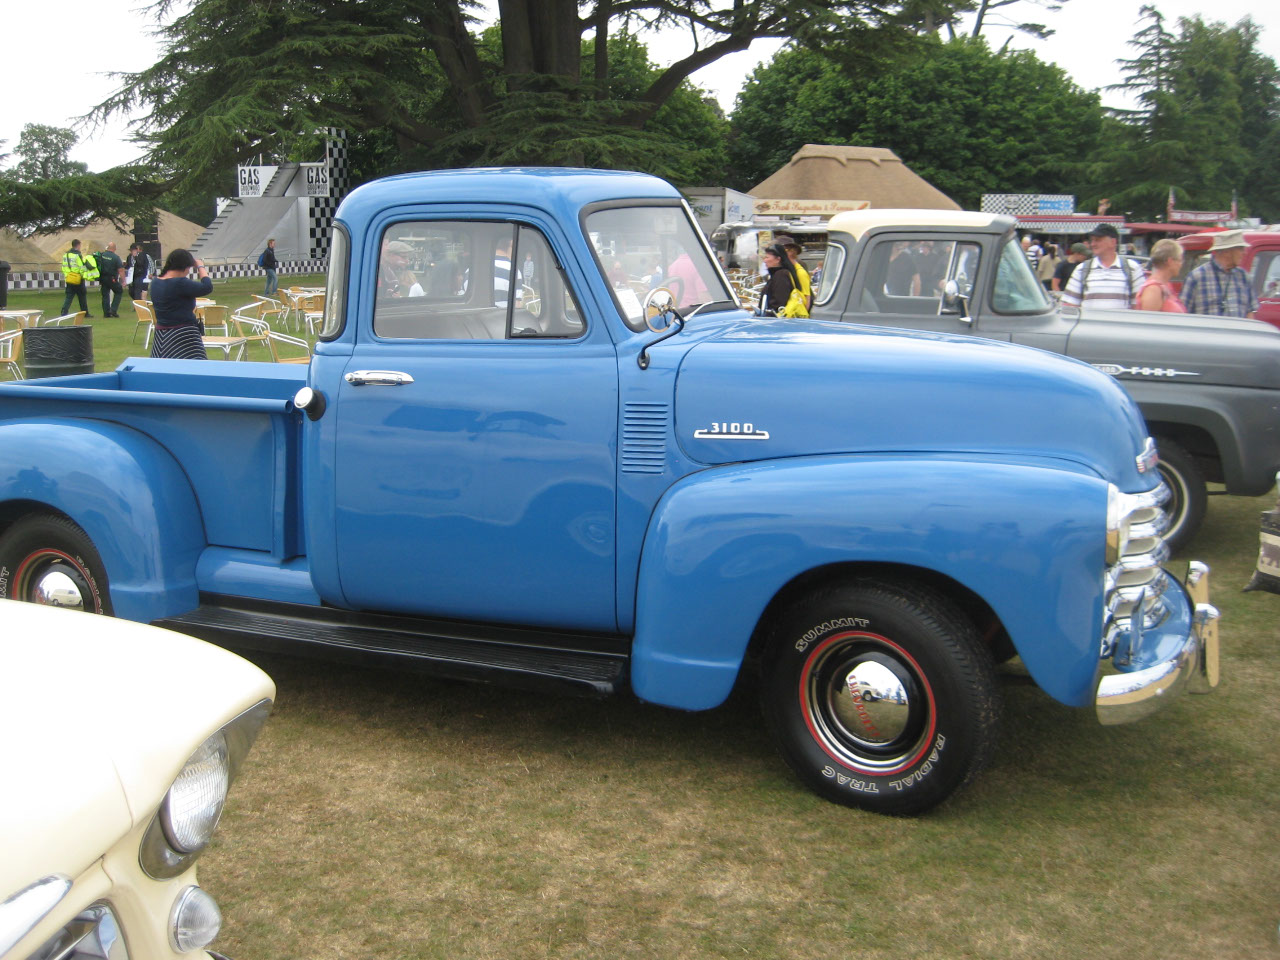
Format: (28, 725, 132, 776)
(52, 236, 291, 362)
(1033, 225, 1257, 319)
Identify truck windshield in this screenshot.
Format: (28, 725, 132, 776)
(993, 239, 1053, 314)
(584, 205, 734, 330)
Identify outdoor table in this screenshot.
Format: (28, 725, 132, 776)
(0, 309, 43, 329)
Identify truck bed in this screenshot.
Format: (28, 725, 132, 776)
(0, 359, 308, 557)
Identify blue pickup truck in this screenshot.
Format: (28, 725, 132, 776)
(0, 168, 1219, 814)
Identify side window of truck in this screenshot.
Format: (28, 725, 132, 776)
(373, 221, 584, 340)
(1254, 252, 1280, 297)
(859, 239, 979, 315)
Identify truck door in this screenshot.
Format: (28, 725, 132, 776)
(847, 235, 991, 336)
(332, 219, 620, 631)
(847, 233, 1070, 352)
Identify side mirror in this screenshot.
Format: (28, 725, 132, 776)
(940, 279, 973, 324)
(642, 286, 678, 332)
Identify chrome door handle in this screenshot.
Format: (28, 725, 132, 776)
(344, 370, 415, 386)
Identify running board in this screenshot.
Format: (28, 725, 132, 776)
(156, 595, 630, 699)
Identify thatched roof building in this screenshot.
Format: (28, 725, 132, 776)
(751, 144, 960, 211)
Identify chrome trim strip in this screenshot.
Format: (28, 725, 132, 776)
(343, 370, 415, 386)
(692, 428, 770, 440)
(0, 875, 72, 956)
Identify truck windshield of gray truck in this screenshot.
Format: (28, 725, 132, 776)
(584, 205, 735, 330)
(993, 237, 1052, 314)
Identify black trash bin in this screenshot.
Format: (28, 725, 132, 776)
(0, 261, 9, 308)
(23, 324, 95, 379)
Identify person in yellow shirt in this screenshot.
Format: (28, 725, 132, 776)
(779, 237, 812, 314)
(60, 239, 94, 317)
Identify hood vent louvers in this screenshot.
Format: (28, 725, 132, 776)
(622, 402, 669, 475)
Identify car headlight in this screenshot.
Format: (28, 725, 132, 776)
(140, 699, 272, 879)
(170, 886, 222, 953)
(161, 732, 230, 854)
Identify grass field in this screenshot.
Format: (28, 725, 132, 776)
(187, 491, 1279, 960)
(1, 274, 326, 372)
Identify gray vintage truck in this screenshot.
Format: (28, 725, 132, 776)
(803, 210, 1280, 551)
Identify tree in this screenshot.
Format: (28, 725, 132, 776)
(1086, 7, 1280, 220)
(967, 0, 1069, 41)
(728, 37, 1103, 207)
(83, 0, 970, 194)
(0, 124, 161, 236)
(7, 125, 89, 183)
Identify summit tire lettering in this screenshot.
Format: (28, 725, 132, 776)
(795, 616, 870, 652)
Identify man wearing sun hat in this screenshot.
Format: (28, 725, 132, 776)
(1179, 230, 1257, 319)
(1060, 223, 1146, 311)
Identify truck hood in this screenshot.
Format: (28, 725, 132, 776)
(675, 318, 1153, 488)
(1069, 307, 1280, 390)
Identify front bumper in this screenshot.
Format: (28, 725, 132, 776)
(1096, 561, 1220, 724)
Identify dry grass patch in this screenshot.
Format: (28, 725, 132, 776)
(184, 495, 1279, 960)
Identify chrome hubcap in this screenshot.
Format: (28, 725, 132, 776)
(830, 660, 911, 745)
(805, 640, 930, 771)
(31, 568, 88, 610)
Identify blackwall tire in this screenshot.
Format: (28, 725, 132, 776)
(1154, 437, 1207, 554)
(761, 580, 999, 815)
(0, 514, 113, 615)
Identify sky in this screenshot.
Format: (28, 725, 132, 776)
(2, 0, 1278, 175)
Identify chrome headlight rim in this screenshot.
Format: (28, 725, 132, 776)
(169, 885, 222, 953)
(160, 730, 230, 855)
(140, 698, 273, 880)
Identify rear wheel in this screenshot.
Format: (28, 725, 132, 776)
(761, 580, 999, 815)
(1154, 437, 1207, 554)
(0, 514, 113, 614)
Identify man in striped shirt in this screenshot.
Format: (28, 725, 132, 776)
(1179, 230, 1258, 319)
(1059, 224, 1146, 311)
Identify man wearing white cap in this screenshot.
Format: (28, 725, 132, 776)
(1060, 223, 1146, 311)
(1180, 230, 1257, 318)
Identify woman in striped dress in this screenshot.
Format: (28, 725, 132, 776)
(149, 249, 213, 360)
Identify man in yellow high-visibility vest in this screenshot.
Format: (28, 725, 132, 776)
(60, 239, 94, 317)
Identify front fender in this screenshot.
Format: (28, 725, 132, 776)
(1127, 382, 1280, 494)
(0, 420, 205, 622)
(631, 455, 1109, 711)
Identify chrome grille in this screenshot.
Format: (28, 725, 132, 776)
(1102, 481, 1174, 661)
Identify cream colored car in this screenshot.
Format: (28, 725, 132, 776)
(0, 601, 274, 960)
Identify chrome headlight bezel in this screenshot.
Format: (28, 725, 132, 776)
(160, 731, 230, 855)
(140, 698, 272, 880)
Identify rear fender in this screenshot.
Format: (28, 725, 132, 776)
(631, 456, 1109, 711)
(0, 419, 205, 622)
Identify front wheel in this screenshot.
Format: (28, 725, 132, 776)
(0, 514, 113, 614)
(761, 580, 999, 815)
(1154, 437, 1207, 554)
